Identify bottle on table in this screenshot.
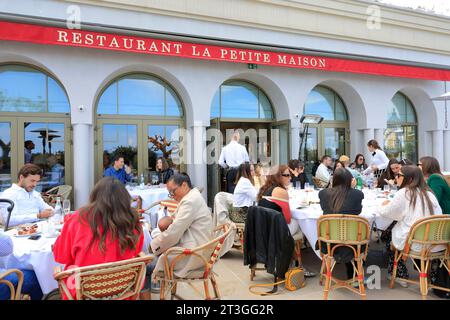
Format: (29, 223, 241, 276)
(140, 173, 145, 188)
(356, 176, 363, 190)
(51, 197, 63, 224)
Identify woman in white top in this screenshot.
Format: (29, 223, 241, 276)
(378, 165, 442, 282)
(230, 162, 257, 223)
(364, 139, 390, 177)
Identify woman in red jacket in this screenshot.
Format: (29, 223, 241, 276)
(53, 176, 144, 299)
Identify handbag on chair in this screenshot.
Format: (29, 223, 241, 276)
(248, 267, 305, 296)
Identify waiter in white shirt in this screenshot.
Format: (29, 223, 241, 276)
(0, 164, 54, 227)
(364, 139, 390, 178)
(218, 130, 250, 193)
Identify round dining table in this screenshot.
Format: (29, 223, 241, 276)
(289, 188, 395, 258)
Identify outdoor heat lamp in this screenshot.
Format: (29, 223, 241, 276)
(300, 114, 324, 124)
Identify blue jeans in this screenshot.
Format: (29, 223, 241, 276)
(0, 269, 43, 300)
(144, 256, 159, 290)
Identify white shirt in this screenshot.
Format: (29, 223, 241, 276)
(0, 184, 53, 227)
(233, 177, 257, 207)
(218, 140, 249, 169)
(377, 188, 443, 252)
(364, 149, 389, 174)
(315, 163, 331, 185)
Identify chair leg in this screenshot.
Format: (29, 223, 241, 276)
(319, 258, 325, 286)
(211, 275, 221, 300)
(323, 257, 332, 300)
(160, 280, 166, 300)
(250, 267, 255, 281)
(419, 259, 428, 299)
(295, 240, 303, 267)
(203, 279, 211, 300)
(389, 250, 399, 289)
(357, 259, 366, 300)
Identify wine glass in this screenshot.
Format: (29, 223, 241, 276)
(383, 184, 390, 196)
(63, 199, 71, 217)
(304, 182, 311, 192)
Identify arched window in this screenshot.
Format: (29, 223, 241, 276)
(384, 92, 418, 162)
(96, 73, 184, 181)
(0, 64, 70, 192)
(0, 65, 70, 113)
(304, 86, 348, 121)
(211, 81, 273, 119)
(97, 74, 183, 116)
(301, 86, 349, 165)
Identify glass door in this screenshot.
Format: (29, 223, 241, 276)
(96, 120, 140, 182)
(0, 118, 16, 192)
(206, 118, 221, 206)
(271, 120, 290, 166)
(145, 122, 182, 183)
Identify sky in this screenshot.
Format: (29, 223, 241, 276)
(371, 0, 450, 16)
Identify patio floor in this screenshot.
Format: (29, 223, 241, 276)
(150, 243, 441, 300)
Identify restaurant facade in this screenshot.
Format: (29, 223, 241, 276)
(0, 0, 449, 207)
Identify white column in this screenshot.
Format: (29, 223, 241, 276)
(72, 123, 92, 208)
(363, 128, 374, 161)
(432, 130, 444, 167)
(188, 121, 207, 200)
(443, 130, 450, 172)
(291, 123, 300, 160)
(374, 128, 385, 151)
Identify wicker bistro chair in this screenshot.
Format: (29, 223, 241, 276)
(42, 185, 72, 206)
(155, 223, 234, 300)
(0, 269, 24, 300)
(317, 214, 370, 300)
(312, 176, 328, 189)
(389, 215, 450, 299)
(53, 254, 153, 300)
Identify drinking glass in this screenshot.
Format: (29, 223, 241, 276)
(304, 182, 311, 192)
(383, 184, 390, 195)
(63, 199, 71, 217)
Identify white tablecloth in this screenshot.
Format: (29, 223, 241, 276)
(0, 222, 60, 294)
(289, 189, 394, 258)
(128, 186, 169, 212)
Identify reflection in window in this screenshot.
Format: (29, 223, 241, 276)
(304, 86, 348, 121)
(384, 92, 418, 163)
(0, 65, 69, 113)
(0, 122, 11, 191)
(24, 122, 66, 192)
(97, 74, 183, 116)
(148, 125, 180, 171)
(211, 81, 273, 119)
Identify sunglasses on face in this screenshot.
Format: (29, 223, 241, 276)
(417, 163, 422, 166)
(395, 173, 404, 178)
(281, 173, 291, 177)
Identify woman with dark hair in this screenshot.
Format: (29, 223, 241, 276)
(257, 165, 317, 277)
(230, 162, 257, 223)
(378, 165, 443, 286)
(364, 139, 389, 177)
(257, 165, 299, 235)
(318, 168, 364, 280)
(53, 177, 144, 299)
(376, 159, 401, 188)
(351, 154, 368, 171)
(288, 159, 309, 189)
(328, 161, 345, 188)
(419, 156, 450, 214)
(156, 157, 174, 185)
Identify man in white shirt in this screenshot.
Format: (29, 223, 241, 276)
(218, 130, 250, 193)
(314, 155, 332, 187)
(0, 164, 54, 227)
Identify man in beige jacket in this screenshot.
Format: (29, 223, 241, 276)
(148, 173, 213, 285)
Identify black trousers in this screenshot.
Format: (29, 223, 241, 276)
(226, 167, 239, 193)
